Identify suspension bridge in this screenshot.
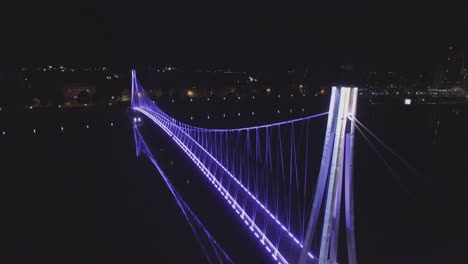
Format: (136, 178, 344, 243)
(131, 69, 364, 264)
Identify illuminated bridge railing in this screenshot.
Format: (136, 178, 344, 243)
(131, 70, 339, 264)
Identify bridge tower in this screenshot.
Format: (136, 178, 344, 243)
(298, 87, 358, 264)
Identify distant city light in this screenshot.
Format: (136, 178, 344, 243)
(404, 98, 412, 105)
(2, 131, 5, 135)
(110, 122, 114, 127)
(61, 126, 64, 132)
(33, 129, 36, 134)
(86, 125, 89, 129)
(252, 112, 255, 116)
(238, 112, 241, 116)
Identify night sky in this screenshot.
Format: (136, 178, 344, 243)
(1, 2, 468, 67)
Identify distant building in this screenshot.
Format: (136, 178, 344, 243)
(428, 85, 465, 98)
(63, 83, 96, 104)
(430, 46, 466, 99)
(441, 46, 464, 86)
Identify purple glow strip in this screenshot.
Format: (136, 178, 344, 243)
(135, 106, 315, 259)
(133, 126, 233, 264)
(138, 109, 290, 264)
(131, 83, 326, 133)
(144, 106, 327, 133)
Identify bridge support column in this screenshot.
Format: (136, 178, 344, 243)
(298, 87, 358, 264)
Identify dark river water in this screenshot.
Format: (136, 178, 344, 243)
(1, 99, 467, 264)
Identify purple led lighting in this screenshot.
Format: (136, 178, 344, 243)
(130, 71, 325, 262)
(142, 105, 327, 134)
(132, 125, 233, 264)
(135, 107, 318, 262)
(133, 108, 291, 264)
(135, 107, 313, 253)
(140, 110, 297, 228)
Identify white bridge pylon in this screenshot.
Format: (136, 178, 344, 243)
(299, 87, 358, 264)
